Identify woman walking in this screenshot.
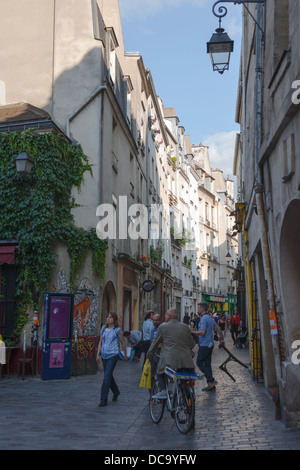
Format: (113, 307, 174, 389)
(218, 313, 227, 338)
(96, 312, 128, 407)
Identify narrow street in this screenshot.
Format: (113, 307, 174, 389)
(1, 342, 300, 451)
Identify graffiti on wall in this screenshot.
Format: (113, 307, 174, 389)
(56, 270, 100, 336)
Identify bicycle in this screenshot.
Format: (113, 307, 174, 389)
(149, 367, 202, 434)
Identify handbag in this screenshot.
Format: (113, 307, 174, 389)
(139, 358, 151, 389)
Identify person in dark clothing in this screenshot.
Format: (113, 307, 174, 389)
(229, 309, 240, 345)
(218, 313, 227, 338)
(236, 328, 248, 348)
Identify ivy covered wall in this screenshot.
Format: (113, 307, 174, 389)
(0, 129, 108, 343)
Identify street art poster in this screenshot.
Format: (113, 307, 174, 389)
(49, 343, 65, 368)
(56, 271, 100, 336)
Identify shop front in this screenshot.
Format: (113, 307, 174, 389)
(202, 294, 228, 314)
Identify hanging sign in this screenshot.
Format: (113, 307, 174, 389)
(143, 280, 154, 292)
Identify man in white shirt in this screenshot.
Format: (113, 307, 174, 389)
(142, 310, 154, 341)
(140, 310, 154, 364)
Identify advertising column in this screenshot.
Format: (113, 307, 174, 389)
(41, 293, 74, 381)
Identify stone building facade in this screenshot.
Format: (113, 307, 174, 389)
(234, 0, 300, 427)
(0, 0, 237, 358)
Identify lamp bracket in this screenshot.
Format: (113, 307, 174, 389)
(212, 0, 265, 37)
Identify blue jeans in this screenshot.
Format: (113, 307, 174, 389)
(100, 354, 119, 404)
(197, 346, 214, 383)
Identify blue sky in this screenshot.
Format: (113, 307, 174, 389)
(119, 0, 243, 179)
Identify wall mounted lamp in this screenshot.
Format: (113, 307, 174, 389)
(207, 0, 265, 74)
(15, 151, 33, 175)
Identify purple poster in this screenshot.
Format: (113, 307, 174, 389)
(48, 296, 71, 339)
(49, 343, 65, 368)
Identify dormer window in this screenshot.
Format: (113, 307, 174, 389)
(123, 75, 133, 128)
(106, 27, 118, 87)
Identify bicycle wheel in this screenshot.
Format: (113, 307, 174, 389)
(173, 383, 195, 434)
(149, 378, 165, 424)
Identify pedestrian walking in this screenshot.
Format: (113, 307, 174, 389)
(149, 314, 161, 380)
(183, 312, 190, 325)
(140, 310, 154, 363)
(218, 313, 227, 338)
(229, 309, 240, 345)
(96, 312, 128, 407)
(194, 312, 201, 330)
(193, 302, 224, 391)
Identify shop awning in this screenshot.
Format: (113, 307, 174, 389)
(0, 246, 16, 265)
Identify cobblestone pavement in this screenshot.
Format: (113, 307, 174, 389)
(1, 341, 300, 451)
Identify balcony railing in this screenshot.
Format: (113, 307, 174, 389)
(162, 259, 171, 274)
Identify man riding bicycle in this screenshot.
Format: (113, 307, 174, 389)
(147, 308, 195, 399)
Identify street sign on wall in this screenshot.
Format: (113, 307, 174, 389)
(142, 280, 154, 292)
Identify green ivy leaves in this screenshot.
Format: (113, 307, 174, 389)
(0, 129, 107, 342)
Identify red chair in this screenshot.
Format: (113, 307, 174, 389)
(17, 346, 35, 377)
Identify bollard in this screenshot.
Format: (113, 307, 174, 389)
(74, 327, 78, 377)
(22, 330, 26, 381)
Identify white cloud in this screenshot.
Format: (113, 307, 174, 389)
(203, 130, 237, 179)
(119, 0, 208, 21)
(225, 13, 243, 39)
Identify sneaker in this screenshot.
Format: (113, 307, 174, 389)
(202, 381, 216, 391)
(152, 391, 167, 399)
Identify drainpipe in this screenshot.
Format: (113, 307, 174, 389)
(241, 5, 247, 196)
(253, 3, 282, 383)
(99, 87, 105, 207)
(146, 104, 150, 237)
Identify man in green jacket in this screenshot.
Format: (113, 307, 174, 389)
(147, 308, 195, 399)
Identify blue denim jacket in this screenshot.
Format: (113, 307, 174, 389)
(101, 326, 121, 359)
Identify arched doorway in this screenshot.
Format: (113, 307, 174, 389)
(101, 281, 117, 327)
(280, 199, 300, 345)
(279, 198, 300, 427)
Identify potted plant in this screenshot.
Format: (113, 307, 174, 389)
(150, 243, 164, 265)
(141, 255, 149, 267)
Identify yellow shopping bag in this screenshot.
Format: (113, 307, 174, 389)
(139, 358, 151, 389)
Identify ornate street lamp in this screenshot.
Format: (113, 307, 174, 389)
(207, 0, 265, 74)
(15, 151, 33, 175)
(207, 26, 234, 74)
